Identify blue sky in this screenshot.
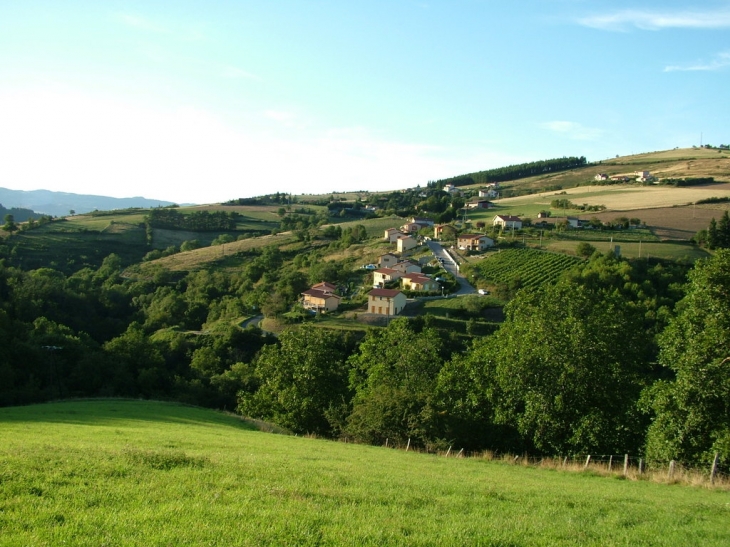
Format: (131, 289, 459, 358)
(0, 1, 728, 204)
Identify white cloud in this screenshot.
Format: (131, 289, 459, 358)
(540, 121, 603, 141)
(578, 8, 730, 31)
(665, 51, 730, 72)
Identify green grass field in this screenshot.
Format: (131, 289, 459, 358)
(1, 400, 727, 546)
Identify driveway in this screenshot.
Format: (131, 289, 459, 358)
(426, 241, 476, 296)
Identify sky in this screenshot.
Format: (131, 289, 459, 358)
(0, 1, 728, 205)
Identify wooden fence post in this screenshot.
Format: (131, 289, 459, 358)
(385, 438, 389, 448)
(710, 452, 720, 485)
(406, 438, 411, 452)
(445, 445, 452, 458)
(668, 460, 675, 480)
(584, 455, 591, 469)
(562, 456, 568, 468)
(608, 455, 613, 472)
(623, 454, 629, 476)
(639, 458, 644, 474)
(457, 448, 464, 458)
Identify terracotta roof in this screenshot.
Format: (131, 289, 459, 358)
(374, 268, 399, 275)
(368, 288, 403, 298)
(311, 281, 337, 291)
(302, 288, 341, 300)
(401, 273, 431, 282)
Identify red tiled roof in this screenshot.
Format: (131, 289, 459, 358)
(302, 289, 341, 300)
(368, 288, 403, 298)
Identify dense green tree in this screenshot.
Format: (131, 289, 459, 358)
(237, 327, 350, 435)
(484, 279, 651, 455)
(345, 319, 448, 448)
(645, 250, 730, 463)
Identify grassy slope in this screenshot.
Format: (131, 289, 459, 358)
(1, 400, 728, 547)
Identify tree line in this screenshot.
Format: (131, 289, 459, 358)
(0, 242, 727, 467)
(434, 156, 588, 187)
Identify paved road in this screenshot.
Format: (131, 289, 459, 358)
(426, 241, 476, 296)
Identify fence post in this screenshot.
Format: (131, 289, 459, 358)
(445, 445, 452, 458)
(710, 452, 720, 485)
(457, 448, 464, 458)
(668, 460, 675, 480)
(608, 455, 613, 472)
(623, 454, 629, 476)
(406, 438, 411, 452)
(385, 438, 389, 448)
(639, 458, 644, 475)
(584, 455, 591, 469)
(562, 456, 568, 468)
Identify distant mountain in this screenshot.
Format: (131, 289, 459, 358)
(0, 188, 179, 217)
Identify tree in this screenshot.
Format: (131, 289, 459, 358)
(2, 214, 17, 233)
(484, 279, 651, 455)
(237, 327, 350, 435)
(346, 318, 448, 448)
(644, 250, 730, 463)
(576, 242, 597, 259)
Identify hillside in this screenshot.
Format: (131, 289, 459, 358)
(1, 400, 728, 546)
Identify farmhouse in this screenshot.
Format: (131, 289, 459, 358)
(367, 288, 407, 316)
(400, 273, 439, 292)
(301, 283, 341, 313)
(594, 173, 609, 181)
(372, 268, 402, 288)
(635, 170, 653, 182)
(493, 215, 523, 230)
(457, 234, 494, 252)
(396, 235, 417, 253)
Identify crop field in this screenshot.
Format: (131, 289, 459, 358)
(1, 400, 727, 546)
(332, 216, 404, 237)
(471, 248, 582, 290)
(542, 240, 710, 262)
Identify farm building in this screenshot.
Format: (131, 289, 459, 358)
(367, 288, 407, 316)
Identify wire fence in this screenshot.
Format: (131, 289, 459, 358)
(368, 438, 728, 488)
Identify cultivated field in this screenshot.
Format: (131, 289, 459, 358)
(1, 400, 728, 546)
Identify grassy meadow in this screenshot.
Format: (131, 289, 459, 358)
(1, 400, 728, 546)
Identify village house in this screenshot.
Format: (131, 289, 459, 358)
(610, 175, 630, 182)
(301, 282, 341, 313)
(594, 173, 609, 181)
(400, 273, 439, 292)
(390, 260, 421, 274)
(396, 235, 418, 253)
(379, 253, 399, 268)
(457, 234, 494, 252)
(493, 215, 523, 230)
(384, 228, 404, 243)
(372, 268, 402, 288)
(400, 222, 424, 234)
(367, 288, 407, 316)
